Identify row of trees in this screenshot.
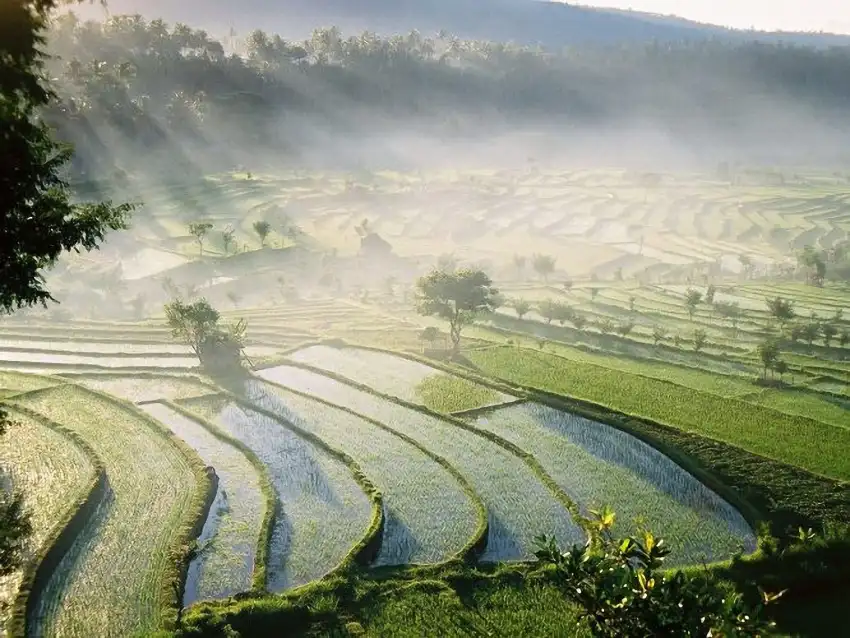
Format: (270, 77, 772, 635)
(41, 14, 850, 181)
(187, 217, 303, 255)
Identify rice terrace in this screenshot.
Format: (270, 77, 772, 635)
(3, 4, 850, 638)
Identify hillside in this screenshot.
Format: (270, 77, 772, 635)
(70, 0, 850, 48)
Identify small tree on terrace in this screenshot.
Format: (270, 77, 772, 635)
(765, 296, 795, 330)
(571, 314, 588, 331)
(221, 225, 235, 255)
(652, 325, 667, 346)
(165, 298, 246, 370)
(415, 269, 499, 355)
(419, 326, 441, 352)
(684, 288, 702, 321)
(822, 323, 838, 347)
(532, 253, 556, 283)
(253, 220, 271, 248)
(774, 359, 789, 382)
(757, 339, 780, 379)
(616, 322, 635, 338)
(597, 318, 615, 336)
(692, 328, 707, 352)
(553, 302, 573, 326)
(705, 284, 717, 306)
(512, 299, 531, 320)
(189, 222, 213, 256)
(802, 322, 821, 347)
(538, 299, 558, 325)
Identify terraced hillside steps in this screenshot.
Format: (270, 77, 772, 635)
(0, 411, 97, 632)
(178, 396, 374, 591)
(139, 403, 266, 604)
(8, 385, 202, 638)
(252, 367, 584, 561)
(245, 383, 482, 566)
(473, 403, 756, 564)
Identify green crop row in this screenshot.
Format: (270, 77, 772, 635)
(469, 347, 850, 482)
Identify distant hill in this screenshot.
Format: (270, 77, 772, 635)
(70, 0, 850, 48)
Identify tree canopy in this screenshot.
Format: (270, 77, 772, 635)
(415, 268, 499, 354)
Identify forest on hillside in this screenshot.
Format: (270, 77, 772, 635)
(46, 13, 850, 179)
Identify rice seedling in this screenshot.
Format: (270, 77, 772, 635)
(178, 396, 372, 591)
(287, 346, 513, 410)
(139, 403, 265, 604)
(10, 385, 198, 637)
(244, 383, 480, 565)
(475, 403, 755, 563)
(0, 411, 96, 628)
(254, 366, 583, 561)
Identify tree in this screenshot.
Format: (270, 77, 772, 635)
(563, 279, 574, 292)
(415, 269, 499, 355)
(799, 245, 826, 287)
(164, 298, 246, 370)
(1, 0, 133, 577)
(418, 326, 440, 351)
(512, 298, 531, 320)
(571, 314, 588, 331)
(628, 296, 636, 313)
(652, 325, 667, 346)
(704, 284, 717, 305)
(552, 302, 573, 326)
(765, 296, 795, 329)
(692, 328, 707, 352)
(253, 220, 271, 248)
(738, 253, 754, 279)
(802, 322, 821, 346)
(597, 318, 615, 335)
(221, 225, 235, 255)
(616, 322, 635, 338)
(226, 291, 241, 308)
(774, 359, 789, 382)
(538, 299, 558, 325)
(189, 221, 213, 255)
(757, 339, 780, 379)
(590, 287, 600, 300)
(840, 330, 850, 348)
(532, 253, 556, 282)
(684, 288, 702, 321)
(822, 323, 838, 347)
(534, 508, 778, 638)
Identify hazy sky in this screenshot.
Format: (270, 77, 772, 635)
(579, 1, 850, 33)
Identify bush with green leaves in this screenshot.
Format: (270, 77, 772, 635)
(535, 508, 780, 638)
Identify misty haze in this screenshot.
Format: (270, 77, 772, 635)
(1, 1, 849, 637)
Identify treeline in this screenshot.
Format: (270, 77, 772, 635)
(46, 14, 850, 177)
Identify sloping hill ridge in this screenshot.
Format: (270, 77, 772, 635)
(72, 0, 850, 48)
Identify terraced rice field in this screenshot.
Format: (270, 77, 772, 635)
(69, 374, 215, 404)
(0, 411, 96, 628)
(8, 385, 199, 637)
(474, 403, 755, 563)
(139, 403, 266, 604)
(179, 396, 373, 591)
(254, 366, 584, 561)
(287, 346, 515, 412)
(246, 382, 480, 565)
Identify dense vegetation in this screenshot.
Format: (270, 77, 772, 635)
(42, 14, 850, 180)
